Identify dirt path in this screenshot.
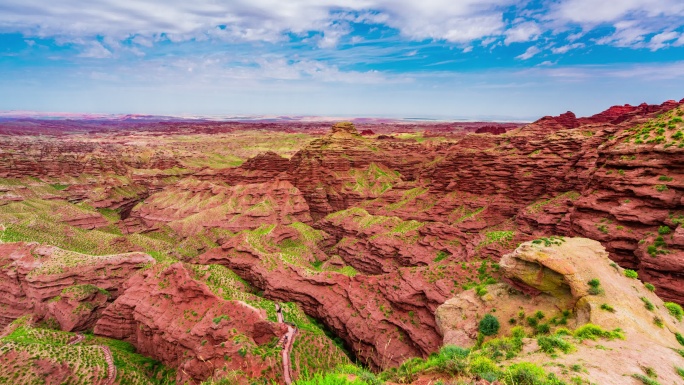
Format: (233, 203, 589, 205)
(68, 333, 117, 385)
(99, 345, 117, 385)
(276, 304, 297, 385)
(67, 333, 85, 345)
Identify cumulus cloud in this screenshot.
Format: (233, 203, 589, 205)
(549, 0, 684, 50)
(648, 31, 680, 51)
(504, 21, 542, 45)
(0, 0, 514, 45)
(0, 0, 682, 63)
(552, 0, 684, 24)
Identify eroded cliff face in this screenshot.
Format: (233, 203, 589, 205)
(110, 99, 684, 370)
(1, 99, 683, 376)
(94, 262, 288, 383)
(197, 223, 467, 370)
(0, 242, 152, 330)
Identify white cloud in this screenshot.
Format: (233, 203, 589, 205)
(516, 46, 541, 60)
(551, 42, 584, 54)
(115, 54, 405, 86)
(596, 20, 650, 48)
(552, 0, 684, 24)
(1, 0, 683, 60)
(675, 35, 684, 47)
(132, 35, 153, 47)
(549, 0, 684, 50)
(316, 22, 351, 49)
(504, 21, 542, 45)
(0, 0, 515, 45)
(78, 41, 112, 58)
(481, 37, 498, 47)
(648, 31, 680, 51)
(525, 61, 684, 81)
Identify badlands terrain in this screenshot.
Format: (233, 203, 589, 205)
(0, 100, 684, 385)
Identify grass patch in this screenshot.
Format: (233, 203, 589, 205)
(664, 302, 683, 321)
(573, 324, 624, 341)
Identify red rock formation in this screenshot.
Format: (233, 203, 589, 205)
(94, 262, 287, 383)
(198, 151, 291, 185)
(198, 223, 470, 370)
(474, 125, 507, 135)
(122, 178, 312, 236)
(1, 98, 684, 374)
(46, 285, 111, 331)
(317, 208, 465, 275)
(0, 242, 152, 329)
(55, 209, 109, 230)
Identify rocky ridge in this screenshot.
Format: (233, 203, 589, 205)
(0, 99, 684, 382)
(436, 237, 684, 385)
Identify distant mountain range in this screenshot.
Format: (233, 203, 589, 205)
(0, 111, 531, 123)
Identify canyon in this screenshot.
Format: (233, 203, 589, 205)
(0, 100, 683, 384)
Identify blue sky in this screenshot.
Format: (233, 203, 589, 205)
(1, 0, 684, 119)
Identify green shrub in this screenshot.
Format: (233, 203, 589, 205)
(624, 269, 638, 279)
(439, 345, 470, 360)
(502, 362, 566, 385)
(536, 323, 551, 335)
(425, 348, 469, 377)
(664, 302, 683, 321)
(655, 185, 668, 192)
(573, 324, 625, 341)
(600, 303, 615, 312)
(537, 335, 574, 354)
(293, 372, 368, 385)
(432, 357, 467, 376)
(645, 283, 656, 292)
(654, 316, 664, 328)
(676, 332, 684, 346)
(482, 335, 524, 360)
(658, 225, 672, 235)
(475, 285, 488, 297)
(479, 314, 500, 336)
(632, 374, 661, 385)
(587, 279, 603, 295)
(380, 357, 422, 383)
(676, 366, 684, 379)
(433, 251, 449, 262)
(641, 297, 655, 311)
(469, 355, 500, 380)
(511, 326, 526, 339)
(237, 347, 247, 357)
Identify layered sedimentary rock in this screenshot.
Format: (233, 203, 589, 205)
(317, 207, 466, 274)
(94, 262, 287, 383)
(0, 242, 152, 329)
(198, 151, 291, 184)
(1, 98, 684, 376)
(198, 223, 470, 370)
(122, 178, 312, 236)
